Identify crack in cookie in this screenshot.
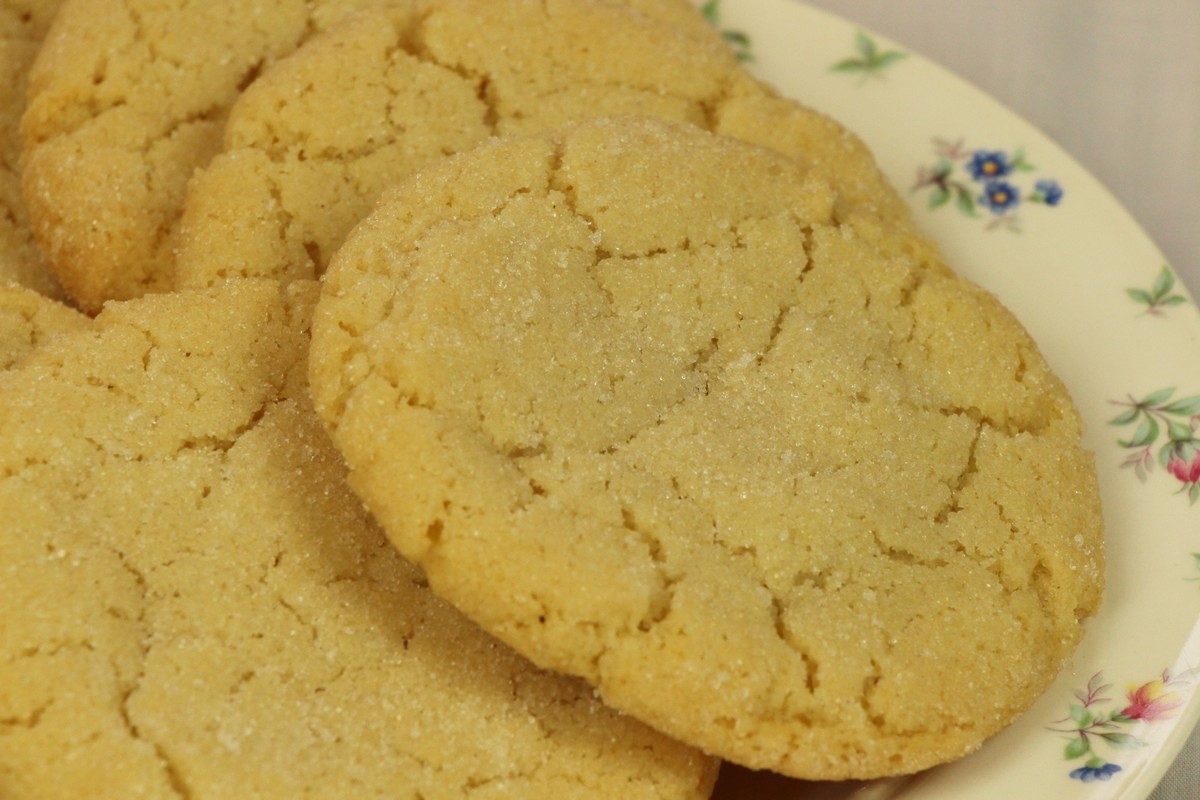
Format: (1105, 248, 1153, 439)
(308, 116, 1105, 781)
(0, 279, 716, 799)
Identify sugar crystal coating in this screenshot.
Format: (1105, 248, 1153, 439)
(21, 0, 726, 311)
(169, 0, 920, 291)
(309, 116, 1105, 780)
(0, 0, 65, 297)
(0, 279, 717, 800)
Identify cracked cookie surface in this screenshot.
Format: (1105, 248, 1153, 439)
(309, 116, 1105, 780)
(0, 279, 718, 800)
(0, 284, 86, 369)
(20, 0, 721, 312)
(0, 0, 64, 297)
(173, 0, 919, 290)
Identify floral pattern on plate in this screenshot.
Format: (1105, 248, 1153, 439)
(1128, 265, 1191, 316)
(831, 31, 906, 81)
(1048, 670, 1193, 783)
(1109, 388, 1200, 501)
(912, 137, 1063, 231)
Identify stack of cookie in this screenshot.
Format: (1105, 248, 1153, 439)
(1, 1, 1105, 798)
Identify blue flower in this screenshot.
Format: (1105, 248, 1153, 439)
(1069, 762, 1123, 782)
(978, 180, 1020, 214)
(1035, 179, 1064, 206)
(966, 150, 1012, 180)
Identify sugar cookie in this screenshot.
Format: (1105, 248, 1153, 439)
(21, 0, 722, 311)
(175, 0, 921, 290)
(309, 117, 1105, 780)
(0, 0, 64, 297)
(0, 278, 717, 799)
(0, 284, 85, 369)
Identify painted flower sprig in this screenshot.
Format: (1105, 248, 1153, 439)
(1127, 265, 1189, 316)
(831, 31, 905, 81)
(912, 137, 1063, 231)
(1048, 670, 1189, 783)
(1110, 387, 1200, 501)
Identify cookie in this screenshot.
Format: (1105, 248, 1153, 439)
(0, 0, 64, 297)
(19, 0, 721, 312)
(174, 0, 921, 290)
(0, 279, 718, 799)
(0, 284, 86, 369)
(308, 117, 1105, 780)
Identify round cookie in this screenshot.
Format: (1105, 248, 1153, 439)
(0, 0, 65, 297)
(172, 0, 923, 289)
(309, 117, 1106, 780)
(19, 0, 721, 312)
(0, 284, 86, 369)
(0, 279, 718, 799)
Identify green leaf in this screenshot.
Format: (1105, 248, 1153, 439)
(1069, 703, 1093, 726)
(1126, 288, 1154, 305)
(1190, 483, 1199, 504)
(1191, 553, 1200, 568)
(1152, 265, 1177, 298)
(955, 186, 977, 216)
(1010, 149, 1035, 172)
(928, 186, 950, 210)
(855, 31, 877, 60)
(930, 157, 954, 177)
(832, 58, 866, 73)
(1163, 396, 1200, 415)
(1168, 418, 1196, 441)
(1109, 407, 1141, 426)
(1100, 732, 1144, 750)
(1064, 736, 1091, 760)
(872, 51, 907, 69)
(723, 31, 750, 48)
(1142, 387, 1178, 407)
(1121, 416, 1159, 448)
(1160, 441, 1181, 469)
(1163, 295, 1189, 307)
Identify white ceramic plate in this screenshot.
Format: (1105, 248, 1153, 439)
(697, 1, 1200, 798)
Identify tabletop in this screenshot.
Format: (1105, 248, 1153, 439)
(799, 2, 1200, 798)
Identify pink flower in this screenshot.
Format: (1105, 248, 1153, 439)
(1121, 679, 1183, 722)
(1167, 451, 1200, 484)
